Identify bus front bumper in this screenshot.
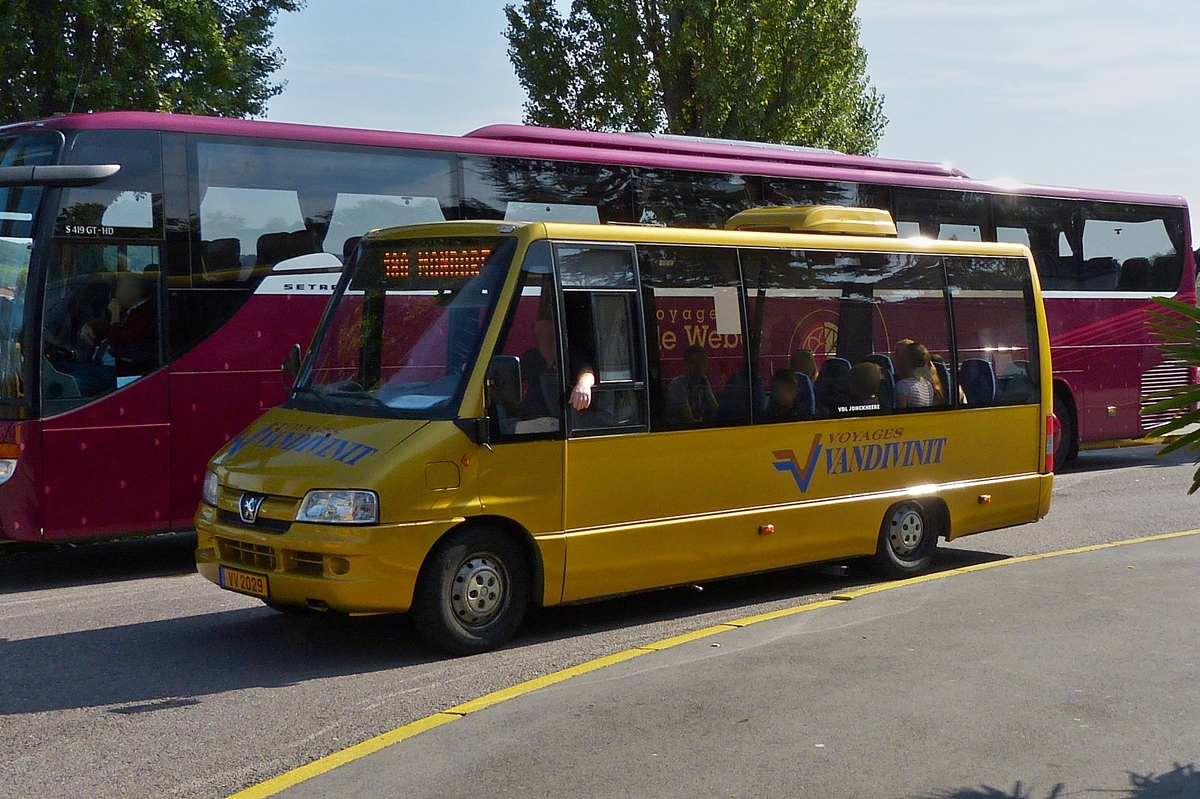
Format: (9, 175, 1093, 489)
(194, 504, 463, 614)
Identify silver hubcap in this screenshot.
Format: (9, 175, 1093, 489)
(450, 553, 507, 628)
(888, 507, 925, 557)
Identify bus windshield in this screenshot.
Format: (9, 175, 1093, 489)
(297, 235, 517, 419)
(0, 131, 61, 403)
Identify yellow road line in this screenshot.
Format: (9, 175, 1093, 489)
(228, 527, 1200, 798)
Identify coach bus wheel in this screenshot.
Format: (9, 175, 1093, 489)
(412, 526, 530, 656)
(1053, 394, 1078, 468)
(871, 502, 936, 579)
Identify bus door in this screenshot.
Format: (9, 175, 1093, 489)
(558, 244, 760, 601)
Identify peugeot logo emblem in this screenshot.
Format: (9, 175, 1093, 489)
(239, 494, 265, 525)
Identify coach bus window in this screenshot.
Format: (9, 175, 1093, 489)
(461, 156, 633, 223)
(945, 256, 1040, 406)
(992, 195, 1082, 291)
(744, 248, 950, 419)
(636, 170, 762, 228)
(489, 241, 564, 438)
(1081, 204, 1187, 294)
(56, 130, 163, 239)
(763, 178, 892, 212)
(556, 244, 646, 434)
(41, 243, 163, 414)
(637, 245, 748, 429)
(895, 188, 987, 241)
(194, 139, 456, 279)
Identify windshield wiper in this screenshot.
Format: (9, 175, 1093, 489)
(322, 388, 398, 414)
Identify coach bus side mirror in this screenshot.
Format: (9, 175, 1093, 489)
(282, 343, 302, 389)
(487, 355, 522, 411)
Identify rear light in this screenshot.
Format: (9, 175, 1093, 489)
(1046, 414, 1058, 474)
(0, 442, 19, 486)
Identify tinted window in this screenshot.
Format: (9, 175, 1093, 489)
(895, 189, 987, 242)
(764, 178, 891, 213)
(462, 157, 633, 223)
(744, 248, 951, 419)
(1081, 203, 1187, 293)
(945, 256, 1040, 406)
(991, 195, 1084, 291)
(56, 131, 163, 239)
(635, 170, 762, 228)
(637, 245, 748, 429)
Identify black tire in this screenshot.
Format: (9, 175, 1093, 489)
(411, 526, 530, 656)
(1053, 393, 1078, 468)
(263, 600, 312, 614)
(871, 501, 938, 579)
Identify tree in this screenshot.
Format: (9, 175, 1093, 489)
(504, 0, 886, 155)
(0, 0, 303, 122)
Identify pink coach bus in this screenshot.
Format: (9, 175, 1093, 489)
(0, 112, 1191, 543)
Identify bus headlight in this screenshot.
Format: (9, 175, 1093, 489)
(0, 458, 15, 486)
(0, 442, 18, 486)
(296, 490, 379, 525)
(202, 470, 220, 506)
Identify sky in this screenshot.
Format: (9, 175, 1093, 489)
(265, 1, 1200, 238)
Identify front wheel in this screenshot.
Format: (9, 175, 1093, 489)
(871, 502, 937, 579)
(411, 526, 530, 656)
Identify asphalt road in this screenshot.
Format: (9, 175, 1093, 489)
(279, 532, 1200, 799)
(0, 445, 1196, 799)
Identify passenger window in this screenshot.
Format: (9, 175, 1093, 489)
(636, 170, 762, 228)
(945, 256, 1041, 406)
(1081, 205, 1185, 293)
(489, 241, 562, 438)
(763, 177, 891, 212)
(992, 196, 1083, 291)
(461, 156, 633, 223)
(743, 248, 951, 420)
(895, 188, 987, 241)
(637, 245, 749, 429)
(555, 244, 646, 435)
(41, 242, 163, 415)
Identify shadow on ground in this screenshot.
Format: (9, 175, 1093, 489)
(918, 762, 1200, 799)
(0, 542, 1004, 716)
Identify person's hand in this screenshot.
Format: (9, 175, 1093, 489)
(569, 371, 595, 411)
(107, 298, 122, 325)
(79, 324, 96, 346)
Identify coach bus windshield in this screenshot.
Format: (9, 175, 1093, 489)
(0, 132, 61, 406)
(296, 235, 516, 419)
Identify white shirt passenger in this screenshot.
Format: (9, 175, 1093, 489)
(896, 376, 934, 408)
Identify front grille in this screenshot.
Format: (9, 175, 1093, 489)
(1141, 360, 1190, 432)
(291, 551, 325, 577)
(219, 509, 292, 534)
(218, 538, 277, 571)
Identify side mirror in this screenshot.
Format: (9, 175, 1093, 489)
(282, 343, 302, 389)
(487, 355, 522, 410)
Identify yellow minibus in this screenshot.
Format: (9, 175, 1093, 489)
(195, 208, 1054, 655)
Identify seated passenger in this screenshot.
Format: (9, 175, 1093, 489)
(665, 344, 719, 427)
(789, 348, 818, 383)
(929, 352, 966, 405)
(763, 369, 802, 423)
(895, 342, 935, 409)
(64, 269, 159, 395)
(836, 362, 883, 414)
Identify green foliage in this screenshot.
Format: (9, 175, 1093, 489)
(504, 0, 886, 155)
(1147, 297, 1200, 493)
(0, 0, 303, 121)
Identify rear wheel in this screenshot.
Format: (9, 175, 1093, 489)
(1053, 393, 1078, 468)
(411, 526, 530, 656)
(871, 502, 937, 578)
